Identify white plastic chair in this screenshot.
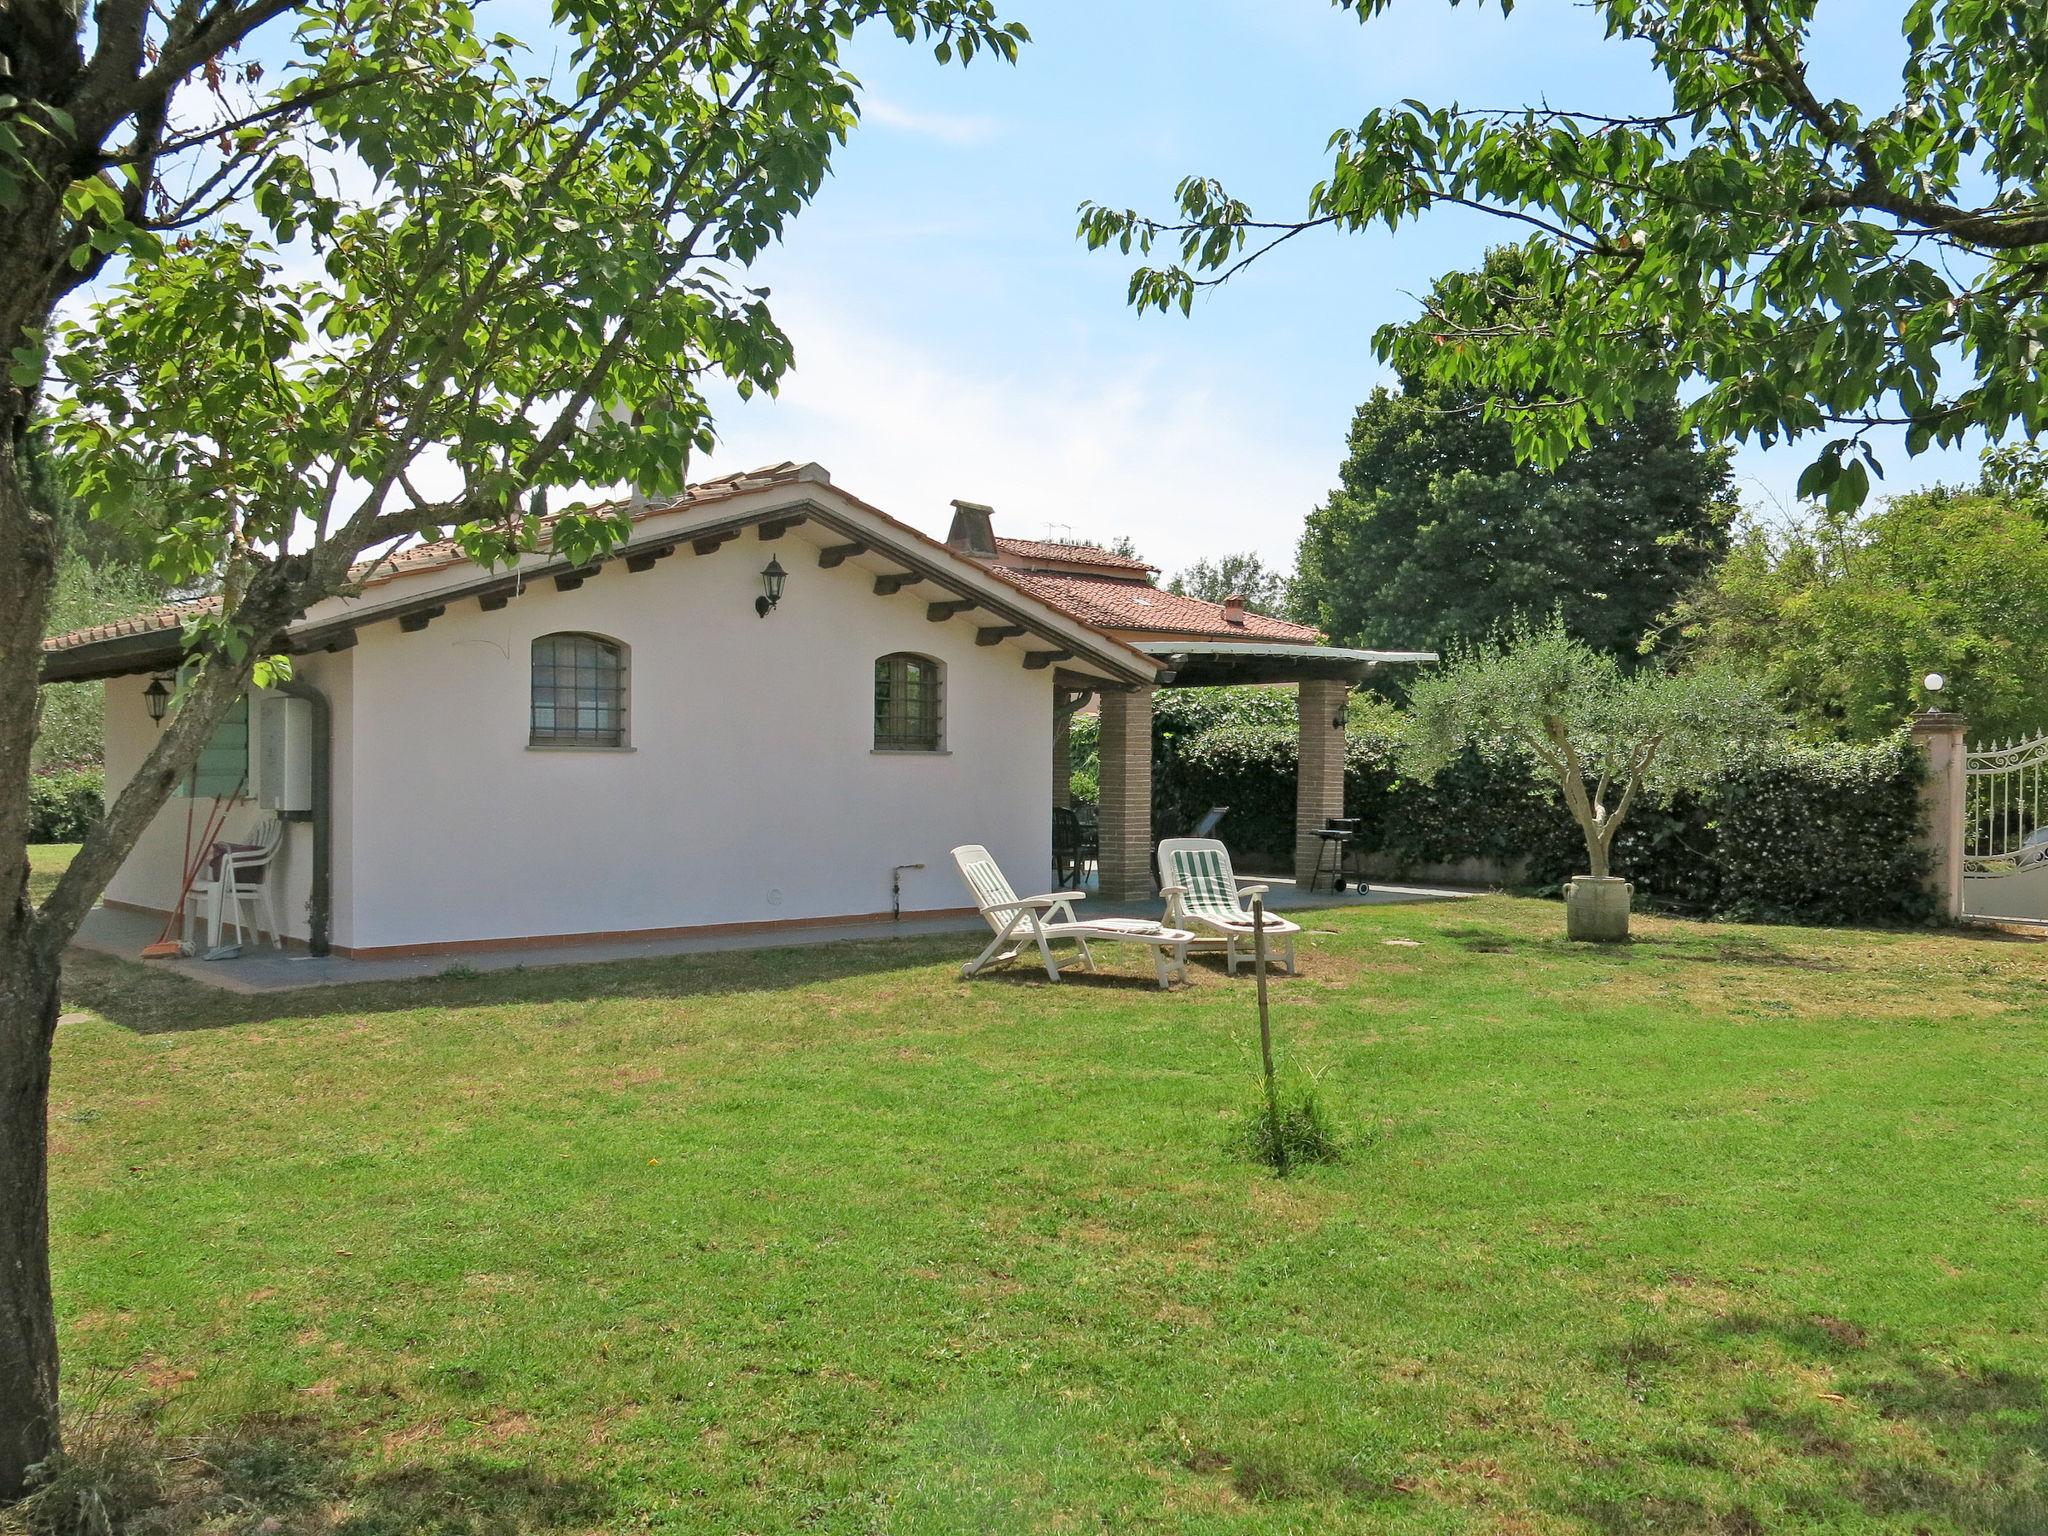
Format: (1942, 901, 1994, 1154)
(183, 818, 284, 952)
(951, 844, 1192, 989)
(1157, 837, 1300, 975)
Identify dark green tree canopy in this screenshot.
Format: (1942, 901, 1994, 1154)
(1081, 0, 2048, 510)
(1293, 255, 1736, 663)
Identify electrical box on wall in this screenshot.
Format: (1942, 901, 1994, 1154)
(256, 694, 314, 813)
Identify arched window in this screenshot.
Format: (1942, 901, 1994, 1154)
(531, 633, 628, 747)
(874, 653, 943, 752)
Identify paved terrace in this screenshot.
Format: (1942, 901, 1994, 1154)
(72, 877, 1471, 994)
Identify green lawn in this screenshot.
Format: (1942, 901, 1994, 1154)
(30, 862, 2048, 1534)
(27, 843, 77, 909)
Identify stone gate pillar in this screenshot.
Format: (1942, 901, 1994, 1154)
(1295, 678, 1351, 885)
(1911, 710, 1967, 921)
(1097, 686, 1155, 902)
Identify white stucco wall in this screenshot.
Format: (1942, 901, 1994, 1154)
(102, 649, 353, 946)
(335, 528, 1053, 950)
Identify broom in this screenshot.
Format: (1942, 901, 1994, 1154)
(141, 773, 244, 958)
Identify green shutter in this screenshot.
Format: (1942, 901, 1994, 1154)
(183, 694, 250, 799)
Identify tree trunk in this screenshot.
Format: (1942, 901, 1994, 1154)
(0, 289, 64, 1496)
(0, 926, 59, 1498)
(1583, 825, 1610, 878)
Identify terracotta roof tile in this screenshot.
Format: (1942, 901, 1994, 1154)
(993, 537, 1156, 573)
(1003, 571, 1321, 642)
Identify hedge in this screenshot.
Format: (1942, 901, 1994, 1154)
(29, 767, 104, 843)
(1071, 688, 1932, 926)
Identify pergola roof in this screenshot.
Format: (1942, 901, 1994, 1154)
(1136, 640, 1438, 687)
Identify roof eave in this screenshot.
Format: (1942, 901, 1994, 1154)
(41, 486, 1165, 690)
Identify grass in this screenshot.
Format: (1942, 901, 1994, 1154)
(26, 847, 2048, 1534)
(27, 843, 78, 908)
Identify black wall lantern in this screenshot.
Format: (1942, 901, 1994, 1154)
(143, 674, 173, 725)
(756, 556, 786, 617)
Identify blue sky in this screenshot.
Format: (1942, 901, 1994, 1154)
(697, 0, 1986, 577)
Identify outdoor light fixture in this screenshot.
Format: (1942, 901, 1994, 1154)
(756, 556, 787, 617)
(1924, 671, 1946, 695)
(143, 674, 172, 725)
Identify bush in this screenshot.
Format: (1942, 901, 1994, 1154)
(1120, 689, 1931, 926)
(35, 550, 165, 771)
(1068, 712, 1099, 804)
(28, 767, 104, 843)
(1713, 737, 1933, 925)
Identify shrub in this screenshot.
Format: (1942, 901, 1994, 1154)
(28, 767, 104, 843)
(1129, 690, 1931, 926)
(1713, 737, 1932, 925)
(1067, 712, 1099, 804)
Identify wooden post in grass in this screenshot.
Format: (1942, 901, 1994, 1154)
(1252, 896, 1287, 1176)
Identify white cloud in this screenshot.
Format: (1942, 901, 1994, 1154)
(692, 297, 1328, 576)
(860, 95, 1002, 147)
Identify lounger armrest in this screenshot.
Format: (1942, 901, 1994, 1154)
(1237, 882, 1271, 899)
(1022, 890, 1088, 904)
(979, 897, 1058, 916)
(1159, 884, 1186, 897)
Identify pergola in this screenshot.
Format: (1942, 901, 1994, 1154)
(1053, 640, 1436, 900)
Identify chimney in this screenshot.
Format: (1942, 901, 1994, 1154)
(946, 499, 997, 558)
(1221, 592, 1247, 627)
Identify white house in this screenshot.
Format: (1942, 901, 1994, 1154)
(42, 462, 1428, 958)
(44, 464, 1154, 955)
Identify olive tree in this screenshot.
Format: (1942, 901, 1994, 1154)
(1402, 620, 1781, 885)
(0, 0, 1024, 1495)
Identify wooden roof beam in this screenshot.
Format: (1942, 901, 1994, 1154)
(873, 572, 925, 597)
(976, 625, 1025, 647)
(624, 544, 675, 572)
(818, 542, 866, 568)
(1023, 650, 1073, 671)
(926, 599, 976, 623)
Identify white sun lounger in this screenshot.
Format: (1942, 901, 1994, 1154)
(951, 844, 1193, 988)
(1157, 837, 1300, 975)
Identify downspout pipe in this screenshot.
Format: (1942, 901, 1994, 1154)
(274, 678, 332, 956)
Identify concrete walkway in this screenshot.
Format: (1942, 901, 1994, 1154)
(72, 875, 1470, 994)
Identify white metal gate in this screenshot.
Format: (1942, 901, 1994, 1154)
(1963, 731, 2048, 921)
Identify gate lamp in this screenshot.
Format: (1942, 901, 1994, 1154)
(143, 674, 173, 725)
(756, 556, 786, 617)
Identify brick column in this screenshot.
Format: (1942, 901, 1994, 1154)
(1294, 679, 1350, 885)
(1097, 686, 1155, 902)
(1911, 710, 1967, 921)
